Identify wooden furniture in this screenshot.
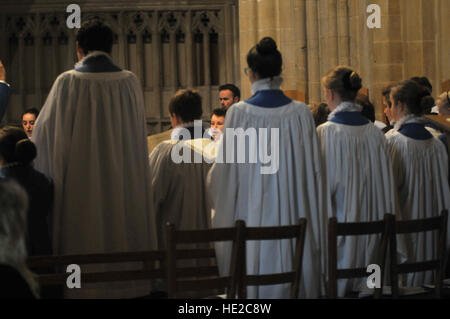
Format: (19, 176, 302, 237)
(238, 218, 307, 299)
(165, 220, 245, 298)
(389, 210, 448, 298)
(328, 214, 393, 299)
(27, 250, 165, 288)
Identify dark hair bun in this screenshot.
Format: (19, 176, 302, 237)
(14, 139, 37, 165)
(349, 71, 362, 91)
(256, 37, 278, 55)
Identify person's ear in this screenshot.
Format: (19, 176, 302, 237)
(233, 96, 239, 103)
(76, 41, 84, 61)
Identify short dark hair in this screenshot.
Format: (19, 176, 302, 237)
(0, 126, 37, 165)
(211, 107, 228, 118)
(169, 89, 203, 123)
(247, 37, 282, 79)
(356, 94, 375, 122)
(218, 84, 240, 100)
(410, 76, 432, 94)
(76, 19, 114, 55)
(21, 108, 39, 119)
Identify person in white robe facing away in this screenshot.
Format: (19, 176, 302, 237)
(385, 80, 450, 287)
(208, 37, 329, 299)
(31, 19, 156, 298)
(316, 66, 397, 297)
(149, 89, 216, 250)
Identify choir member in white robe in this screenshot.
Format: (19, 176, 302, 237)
(208, 37, 329, 299)
(31, 20, 155, 298)
(317, 66, 397, 297)
(149, 89, 216, 249)
(386, 80, 450, 287)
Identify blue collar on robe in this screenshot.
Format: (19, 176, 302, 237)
(329, 112, 370, 126)
(245, 90, 292, 108)
(75, 55, 122, 73)
(398, 123, 433, 140)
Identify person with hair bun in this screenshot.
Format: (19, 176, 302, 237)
(208, 37, 328, 298)
(0, 126, 53, 257)
(386, 80, 450, 287)
(317, 66, 397, 297)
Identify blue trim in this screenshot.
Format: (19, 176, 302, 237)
(75, 55, 122, 73)
(329, 112, 370, 126)
(245, 90, 292, 108)
(398, 123, 433, 140)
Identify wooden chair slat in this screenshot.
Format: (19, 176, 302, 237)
(175, 228, 236, 243)
(176, 266, 219, 278)
(395, 216, 444, 234)
(245, 226, 300, 240)
(176, 248, 216, 259)
(395, 260, 441, 274)
(336, 221, 385, 236)
(246, 272, 295, 286)
(176, 277, 232, 292)
(336, 267, 368, 279)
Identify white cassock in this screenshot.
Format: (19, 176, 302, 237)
(208, 77, 328, 299)
(386, 115, 450, 287)
(149, 135, 217, 249)
(32, 52, 156, 298)
(317, 102, 397, 297)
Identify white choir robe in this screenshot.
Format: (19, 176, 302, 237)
(149, 138, 217, 249)
(208, 91, 329, 299)
(317, 110, 397, 297)
(32, 67, 156, 298)
(386, 126, 450, 287)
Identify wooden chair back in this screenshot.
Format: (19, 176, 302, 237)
(165, 220, 245, 298)
(238, 218, 307, 299)
(27, 250, 166, 288)
(389, 210, 448, 298)
(328, 214, 393, 298)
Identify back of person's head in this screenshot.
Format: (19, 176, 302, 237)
(309, 103, 330, 127)
(410, 76, 432, 94)
(391, 80, 435, 116)
(0, 126, 37, 166)
(169, 89, 203, 123)
(247, 37, 282, 79)
(218, 84, 240, 100)
(211, 107, 228, 118)
(356, 94, 375, 122)
(322, 66, 362, 101)
(21, 108, 39, 119)
(76, 19, 114, 55)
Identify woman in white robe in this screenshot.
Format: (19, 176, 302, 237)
(386, 80, 450, 287)
(208, 37, 328, 299)
(317, 66, 397, 297)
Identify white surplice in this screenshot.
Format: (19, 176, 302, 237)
(149, 137, 216, 249)
(386, 116, 450, 287)
(317, 102, 397, 297)
(32, 54, 156, 298)
(208, 77, 328, 299)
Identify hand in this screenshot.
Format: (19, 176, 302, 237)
(0, 59, 5, 82)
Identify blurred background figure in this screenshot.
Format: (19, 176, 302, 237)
(0, 59, 11, 123)
(0, 179, 39, 299)
(356, 93, 387, 131)
(218, 84, 240, 108)
(436, 91, 450, 116)
(0, 126, 53, 257)
(209, 107, 227, 140)
(381, 84, 395, 133)
(21, 108, 39, 138)
(309, 103, 330, 127)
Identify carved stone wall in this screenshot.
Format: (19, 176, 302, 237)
(0, 0, 240, 134)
